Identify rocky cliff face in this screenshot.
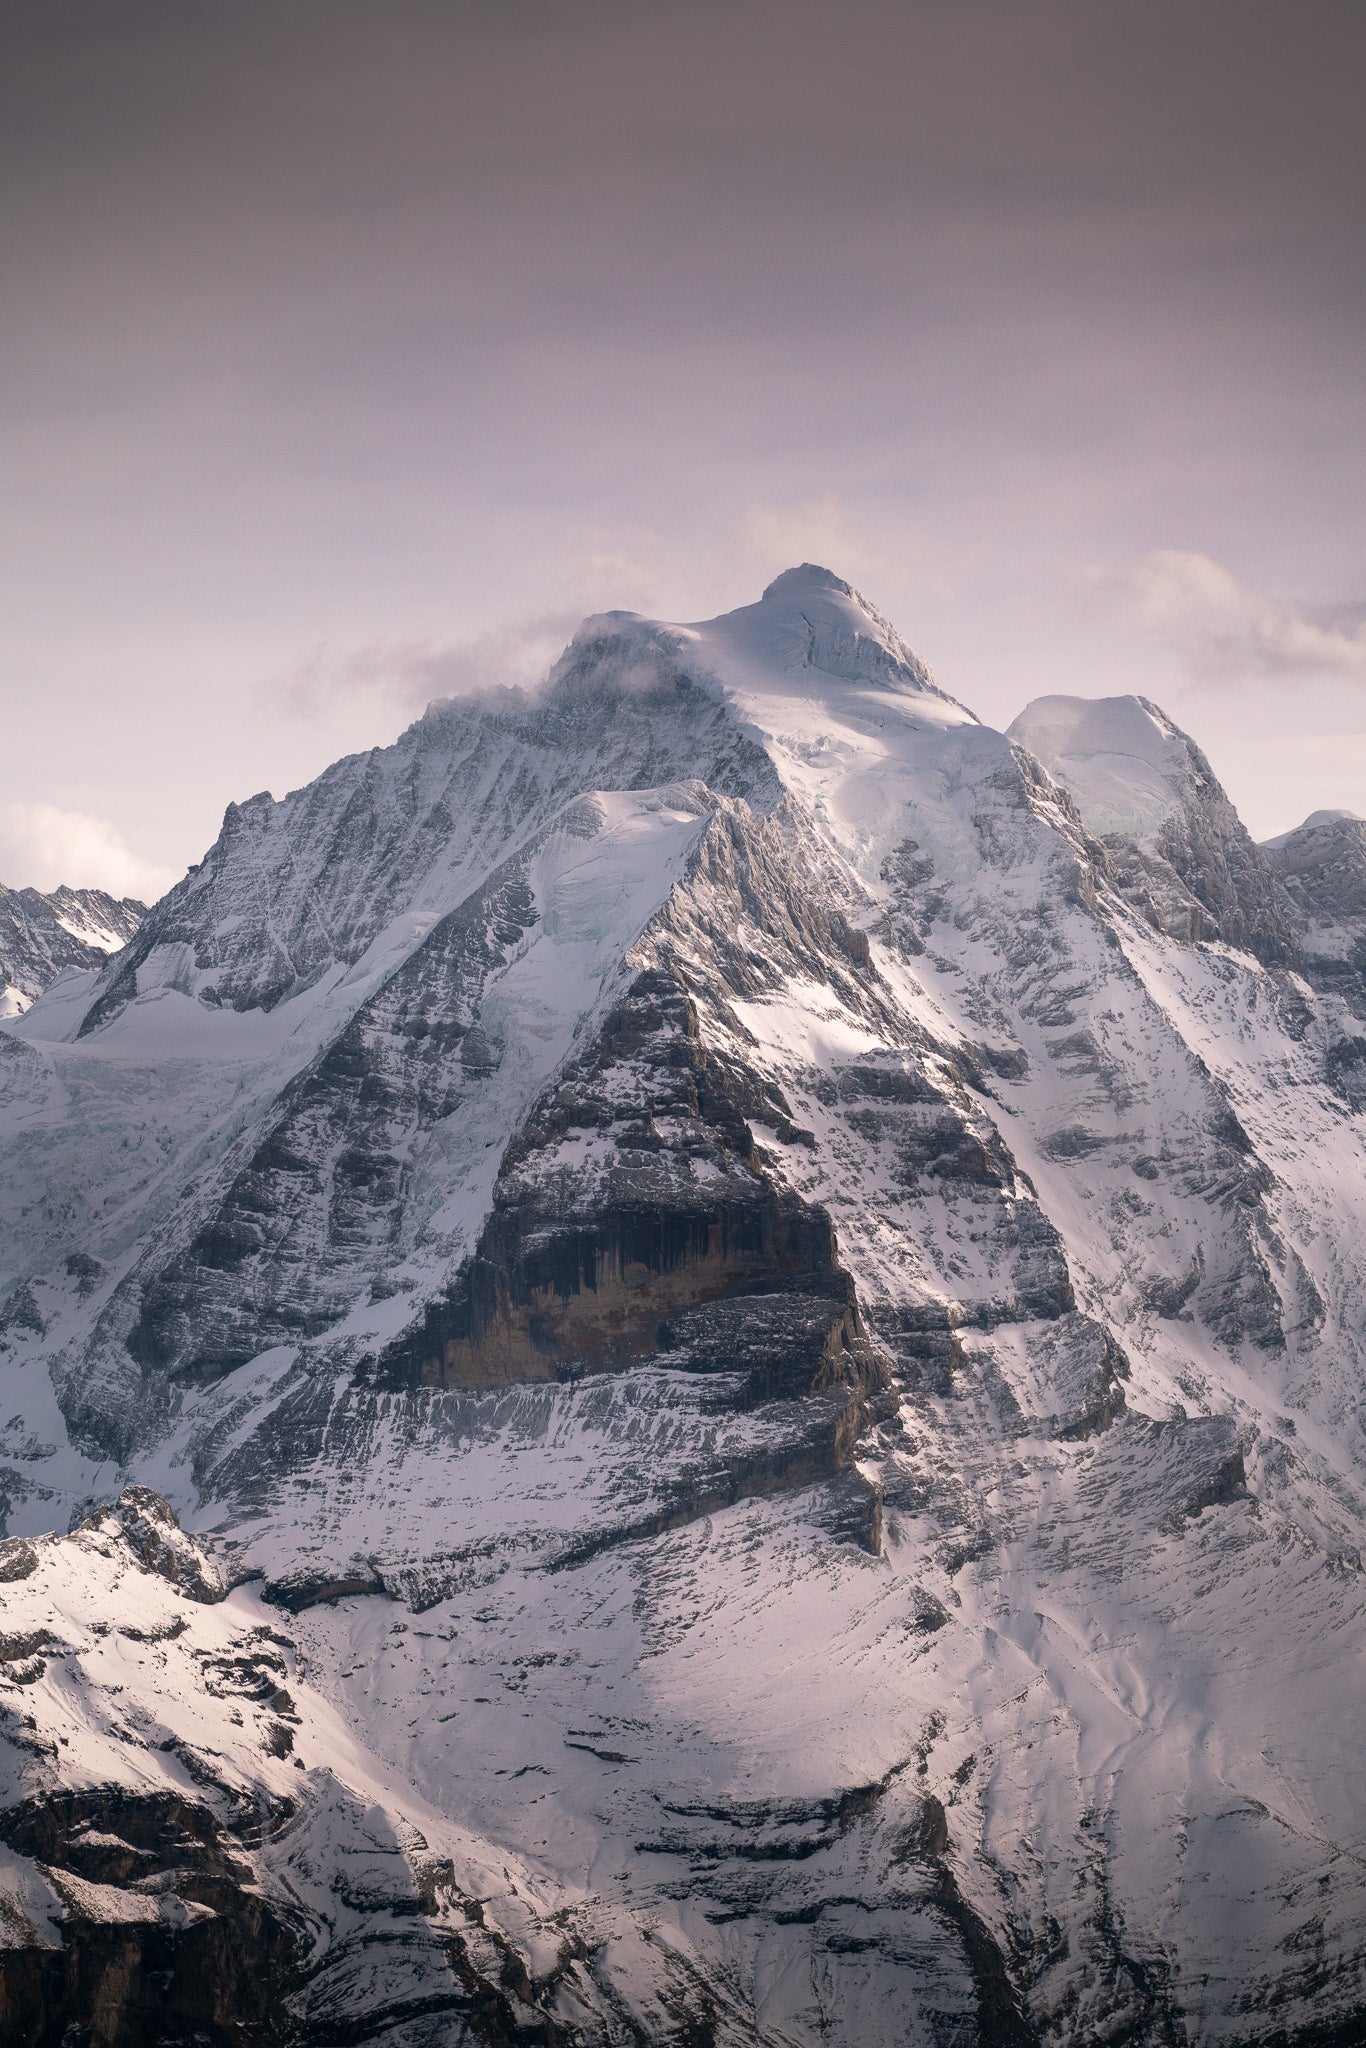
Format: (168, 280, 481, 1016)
(1256, 808, 1366, 1111)
(3, 568, 1366, 2046)
(0, 885, 144, 1019)
(1263, 808, 1366, 998)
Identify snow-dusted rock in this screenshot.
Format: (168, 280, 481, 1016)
(0, 885, 144, 1019)
(1264, 808, 1366, 1002)
(3, 569, 1366, 2043)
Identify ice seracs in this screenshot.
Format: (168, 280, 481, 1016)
(2, 569, 1366, 2044)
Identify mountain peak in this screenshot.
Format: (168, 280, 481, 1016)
(1008, 693, 1207, 840)
(1011, 690, 1296, 965)
(6, 566, 1366, 2042)
(760, 562, 856, 602)
(1262, 806, 1365, 849)
(700, 563, 962, 725)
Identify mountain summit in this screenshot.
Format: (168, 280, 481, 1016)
(2, 574, 1365, 2045)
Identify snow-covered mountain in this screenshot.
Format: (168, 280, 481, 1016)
(1007, 693, 1295, 963)
(3, 567, 1365, 2045)
(0, 884, 144, 1019)
(1262, 807, 1366, 1015)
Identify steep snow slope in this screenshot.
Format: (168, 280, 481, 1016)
(0, 886, 143, 1019)
(3, 568, 1366, 2046)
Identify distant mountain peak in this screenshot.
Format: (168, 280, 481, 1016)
(1262, 806, 1366, 848)
(702, 564, 961, 723)
(0, 882, 144, 1018)
(1011, 690, 1295, 965)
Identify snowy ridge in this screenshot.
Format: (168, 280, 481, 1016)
(0, 885, 144, 1020)
(2, 569, 1366, 2044)
(1006, 694, 1195, 841)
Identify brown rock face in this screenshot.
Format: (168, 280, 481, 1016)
(404, 1199, 848, 1390)
(0, 1790, 298, 2048)
(379, 969, 886, 1424)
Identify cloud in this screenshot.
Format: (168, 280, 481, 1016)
(266, 612, 582, 722)
(264, 505, 956, 731)
(550, 502, 963, 627)
(743, 501, 959, 603)
(1092, 550, 1366, 682)
(0, 803, 179, 901)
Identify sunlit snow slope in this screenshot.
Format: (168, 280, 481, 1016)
(2, 567, 1365, 2047)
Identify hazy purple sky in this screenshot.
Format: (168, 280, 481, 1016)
(2, 0, 1363, 895)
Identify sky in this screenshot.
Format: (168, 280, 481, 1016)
(2, 0, 1363, 898)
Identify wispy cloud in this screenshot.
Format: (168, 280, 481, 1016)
(263, 505, 957, 730)
(265, 612, 582, 722)
(548, 501, 962, 628)
(743, 501, 960, 604)
(0, 803, 178, 901)
(1091, 550, 1366, 682)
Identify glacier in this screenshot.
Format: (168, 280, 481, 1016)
(1, 566, 1364, 2045)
